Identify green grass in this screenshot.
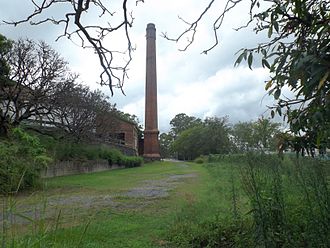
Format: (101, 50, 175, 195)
(44, 161, 203, 190)
(165, 161, 250, 247)
(166, 154, 330, 247)
(1, 161, 212, 247)
(3, 155, 328, 247)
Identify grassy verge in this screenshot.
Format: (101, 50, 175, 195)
(166, 160, 250, 247)
(167, 154, 330, 247)
(1, 161, 211, 247)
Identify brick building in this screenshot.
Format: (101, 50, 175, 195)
(95, 113, 139, 156)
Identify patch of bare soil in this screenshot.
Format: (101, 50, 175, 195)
(0, 169, 196, 225)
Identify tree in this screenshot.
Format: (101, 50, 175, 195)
(232, 117, 281, 152)
(172, 115, 232, 160)
(231, 121, 256, 151)
(170, 113, 202, 138)
(0, 34, 12, 84)
(0, 34, 13, 136)
(0, 38, 72, 136)
(203, 116, 232, 154)
(172, 125, 205, 160)
(5, 0, 139, 95)
(159, 132, 175, 158)
(49, 80, 116, 141)
(253, 117, 281, 151)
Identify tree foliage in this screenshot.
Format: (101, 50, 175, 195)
(236, 0, 329, 148)
(50, 81, 116, 141)
(0, 35, 129, 141)
(170, 113, 202, 138)
(0, 34, 13, 135)
(172, 125, 205, 160)
(166, 114, 282, 159)
(0, 128, 51, 194)
(5, 0, 329, 147)
(159, 132, 174, 158)
(172, 116, 232, 160)
(0, 34, 12, 83)
(232, 117, 281, 152)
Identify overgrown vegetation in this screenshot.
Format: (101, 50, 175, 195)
(1, 155, 329, 247)
(0, 128, 52, 194)
(37, 134, 143, 168)
(167, 154, 330, 247)
(0, 128, 142, 194)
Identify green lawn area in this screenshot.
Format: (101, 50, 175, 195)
(1, 161, 217, 247)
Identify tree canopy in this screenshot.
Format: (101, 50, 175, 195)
(0, 34, 12, 85)
(165, 114, 233, 160)
(0, 35, 140, 141)
(231, 117, 281, 152)
(161, 113, 283, 160)
(166, 0, 329, 147)
(169, 113, 202, 138)
(234, 0, 329, 148)
(0, 38, 71, 136)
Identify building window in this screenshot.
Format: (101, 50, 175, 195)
(109, 132, 125, 145)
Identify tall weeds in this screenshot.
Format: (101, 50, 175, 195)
(167, 153, 329, 247)
(240, 154, 288, 246)
(1, 194, 93, 247)
(241, 153, 329, 247)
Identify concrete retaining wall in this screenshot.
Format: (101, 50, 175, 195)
(41, 160, 124, 178)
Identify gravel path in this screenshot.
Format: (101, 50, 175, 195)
(0, 167, 196, 225)
(123, 173, 196, 198)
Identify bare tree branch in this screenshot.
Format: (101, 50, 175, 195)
(162, 0, 246, 54)
(162, 0, 216, 52)
(4, 0, 138, 95)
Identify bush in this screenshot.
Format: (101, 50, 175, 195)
(122, 156, 144, 168)
(101, 148, 123, 166)
(194, 156, 206, 164)
(0, 128, 52, 194)
(34, 133, 144, 169)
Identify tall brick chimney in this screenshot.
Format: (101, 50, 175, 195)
(143, 23, 161, 160)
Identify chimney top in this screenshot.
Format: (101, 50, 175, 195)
(147, 23, 155, 29)
(146, 23, 156, 39)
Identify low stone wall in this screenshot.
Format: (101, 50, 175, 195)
(41, 160, 124, 178)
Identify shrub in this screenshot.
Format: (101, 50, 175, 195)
(0, 128, 52, 194)
(194, 156, 206, 164)
(34, 134, 143, 169)
(102, 148, 124, 166)
(122, 156, 144, 168)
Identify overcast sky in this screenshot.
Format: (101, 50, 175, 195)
(0, 0, 282, 132)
